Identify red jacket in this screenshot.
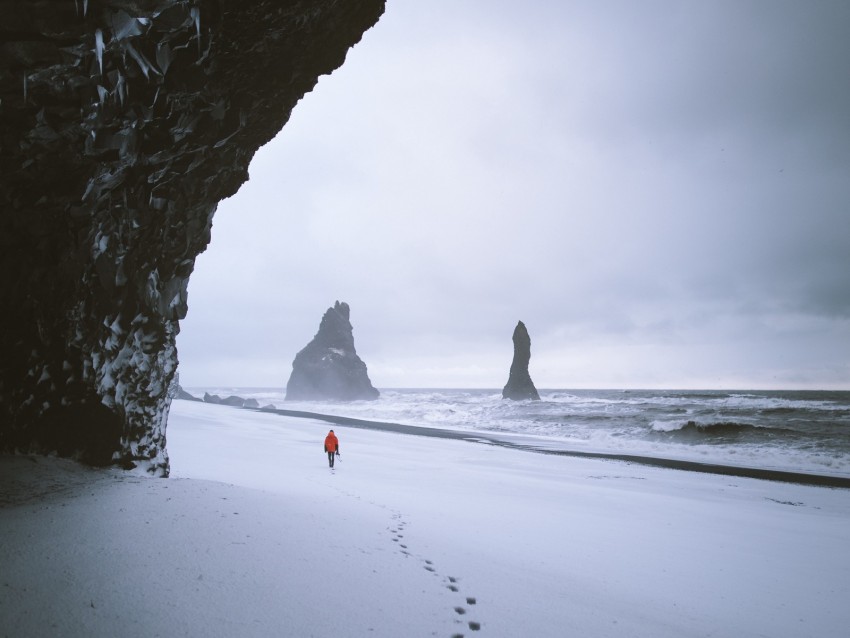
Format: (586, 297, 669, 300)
(324, 431, 339, 454)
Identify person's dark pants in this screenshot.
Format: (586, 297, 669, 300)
(328, 451, 335, 468)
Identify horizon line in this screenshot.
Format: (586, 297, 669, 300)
(182, 385, 850, 393)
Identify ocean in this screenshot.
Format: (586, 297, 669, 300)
(184, 387, 850, 478)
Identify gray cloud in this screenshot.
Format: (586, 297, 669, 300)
(177, 0, 850, 390)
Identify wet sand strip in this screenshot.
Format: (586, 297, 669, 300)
(260, 408, 850, 489)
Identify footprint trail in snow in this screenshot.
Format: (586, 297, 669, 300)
(388, 514, 483, 635)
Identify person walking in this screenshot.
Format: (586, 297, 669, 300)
(324, 429, 340, 468)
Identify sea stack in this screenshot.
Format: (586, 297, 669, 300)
(285, 301, 380, 401)
(502, 321, 541, 401)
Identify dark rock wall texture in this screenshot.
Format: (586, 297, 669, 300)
(0, 0, 385, 475)
(502, 321, 541, 401)
(286, 301, 379, 401)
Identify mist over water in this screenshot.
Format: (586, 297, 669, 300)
(186, 388, 850, 477)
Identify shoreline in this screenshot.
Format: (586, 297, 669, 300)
(5, 400, 848, 638)
(259, 406, 850, 489)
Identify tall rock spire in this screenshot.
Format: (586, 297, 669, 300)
(285, 301, 380, 401)
(502, 321, 541, 401)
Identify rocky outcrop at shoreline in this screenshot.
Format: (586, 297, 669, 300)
(502, 321, 541, 401)
(202, 393, 259, 409)
(286, 301, 379, 401)
(0, 1, 386, 475)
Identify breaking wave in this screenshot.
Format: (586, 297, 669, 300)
(650, 419, 795, 441)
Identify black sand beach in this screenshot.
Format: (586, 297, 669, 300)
(261, 407, 850, 489)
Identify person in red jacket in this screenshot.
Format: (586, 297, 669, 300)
(324, 429, 340, 468)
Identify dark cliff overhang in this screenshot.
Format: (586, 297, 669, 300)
(0, 0, 386, 475)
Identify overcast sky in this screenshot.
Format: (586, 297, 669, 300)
(176, 0, 850, 390)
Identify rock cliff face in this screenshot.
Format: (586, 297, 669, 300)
(0, 1, 385, 475)
(502, 321, 541, 401)
(286, 301, 379, 401)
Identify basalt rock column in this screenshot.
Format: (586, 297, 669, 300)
(0, 1, 386, 474)
(502, 321, 541, 401)
(286, 301, 380, 401)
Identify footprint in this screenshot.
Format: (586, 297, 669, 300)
(466, 597, 476, 605)
(425, 565, 436, 572)
(447, 585, 459, 592)
(468, 621, 481, 631)
(454, 607, 467, 615)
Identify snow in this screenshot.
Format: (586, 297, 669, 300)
(2, 399, 849, 637)
(94, 29, 104, 75)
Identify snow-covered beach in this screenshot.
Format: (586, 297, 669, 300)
(3, 399, 850, 637)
